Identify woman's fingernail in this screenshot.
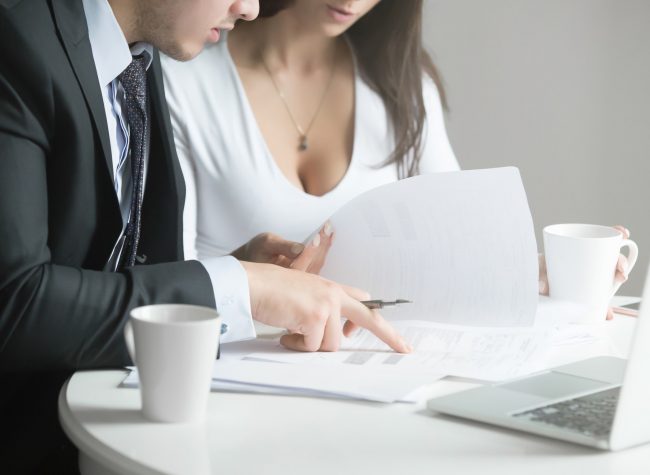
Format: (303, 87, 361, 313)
(291, 243, 304, 256)
(617, 263, 628, 278)
(323, 221, 333, 237)
(311, 233, 321, 247)
(538, 280, 547, 294)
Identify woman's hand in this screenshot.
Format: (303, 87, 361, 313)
(231, 232, 305, 266)
(231, 222, 334, 274)
(538, 225, 631, 320)
(289, 221, 333, 274)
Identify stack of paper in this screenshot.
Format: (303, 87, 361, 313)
(122, 337, 444, 403)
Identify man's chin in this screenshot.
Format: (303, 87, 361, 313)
(158, 41, 204, 62)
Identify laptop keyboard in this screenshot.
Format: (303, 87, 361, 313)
(512, 387, 620, 438)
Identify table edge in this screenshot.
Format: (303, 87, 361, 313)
(58, 370, 163, 475)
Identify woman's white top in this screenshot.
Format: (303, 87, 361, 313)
(162, 35, 460, 260)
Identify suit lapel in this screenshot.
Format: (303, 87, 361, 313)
(51, 0, 113, 181)
(142, 51, 185, 260)
(148, 51, 179, 198)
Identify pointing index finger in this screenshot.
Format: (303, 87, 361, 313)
(338, 288, 411, 354)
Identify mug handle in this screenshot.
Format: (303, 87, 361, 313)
(612, 239, 639, 296)
(124, 320, 136, 365)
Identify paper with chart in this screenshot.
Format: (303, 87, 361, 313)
(320, 167, 539, 327)
(246, 320, 551, 382)
(246, 301, 606, 382)
(243, 299, 616, 382)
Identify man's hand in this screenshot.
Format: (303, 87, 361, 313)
(241, 261, 412, 354)
(231, 222, 334, 274)
(539, 225, 631, 320)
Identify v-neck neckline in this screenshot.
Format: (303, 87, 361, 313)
(223, 32, 360, 200)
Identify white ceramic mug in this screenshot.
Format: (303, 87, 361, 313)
(543, 224, 638, 323)
(124, 304, 221, 423)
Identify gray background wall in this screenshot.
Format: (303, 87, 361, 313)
(423, 0, 650, 295)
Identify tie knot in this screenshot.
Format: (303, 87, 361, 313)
(119, 55, 148, 100)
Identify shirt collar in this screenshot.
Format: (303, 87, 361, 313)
(83, 0, 154, 88)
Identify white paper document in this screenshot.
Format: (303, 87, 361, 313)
(244, 298, 620, 381)
(212, 360, 442, 403)
(320, 167, 539, 327)
(246, 321, 550, 382)
(122, 338, 444, 403)
(237, 298, 614, 383)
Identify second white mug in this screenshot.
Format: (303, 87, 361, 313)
(543, 224, 638, 324)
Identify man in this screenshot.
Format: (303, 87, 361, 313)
(0, 0, 409, 471)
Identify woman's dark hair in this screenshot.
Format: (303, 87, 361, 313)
(259, 0, 446, 178)
(259, 0, 295, 18)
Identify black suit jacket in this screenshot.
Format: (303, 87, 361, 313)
(0, 0, 216, 470)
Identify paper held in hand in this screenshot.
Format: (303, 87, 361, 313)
(321, 166, 540, 328)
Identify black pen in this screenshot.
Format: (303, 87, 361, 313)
(361, 299, 412, 310)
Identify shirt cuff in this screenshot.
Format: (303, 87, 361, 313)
(199, 256, 256, 343)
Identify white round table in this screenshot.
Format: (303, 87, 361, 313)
(59, 305, 650, 475)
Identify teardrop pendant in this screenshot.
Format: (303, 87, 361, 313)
(298, 135, 308, 152)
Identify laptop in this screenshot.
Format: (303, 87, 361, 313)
(427, 265, 650, 451)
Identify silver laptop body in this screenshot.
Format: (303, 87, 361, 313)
(427, 265, 650, 451)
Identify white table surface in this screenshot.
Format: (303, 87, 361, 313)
(59, 298, 650, 475)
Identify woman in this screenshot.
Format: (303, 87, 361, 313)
(162, 0, 458, 262)
(163, 0, 630, 318)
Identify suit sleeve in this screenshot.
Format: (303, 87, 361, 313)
(0, 10, 215, 372)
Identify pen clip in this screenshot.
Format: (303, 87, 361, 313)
(362, 300, 384, 309)
(361, 299, 412, 310)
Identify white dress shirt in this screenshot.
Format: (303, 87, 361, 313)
(83, 0, 255, 343)
(162, 34, 460, 260)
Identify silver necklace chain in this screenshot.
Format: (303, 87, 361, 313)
(260, 50, 338, 152)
